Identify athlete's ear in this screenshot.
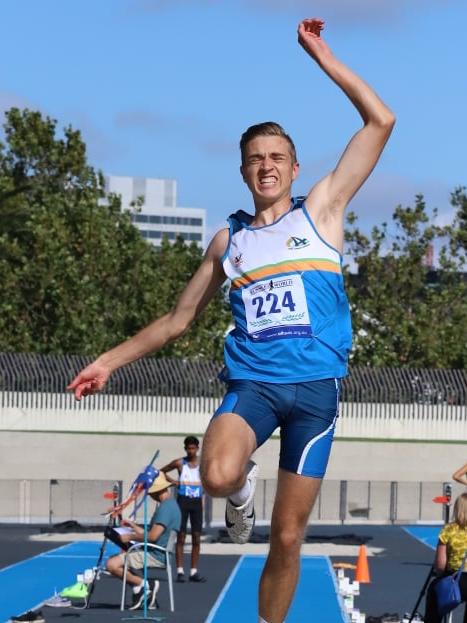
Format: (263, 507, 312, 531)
(292, 161, 300, 181)
(240, 164, 247, 183)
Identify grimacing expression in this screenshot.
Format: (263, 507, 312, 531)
(240, 135, 299, 202)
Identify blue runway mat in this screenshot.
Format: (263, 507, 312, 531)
(205, 555, 346, 623)
(0, 541, 119, 623)
(403, 525, 441, 550)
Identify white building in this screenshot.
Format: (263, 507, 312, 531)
(104, 175, 206, 247)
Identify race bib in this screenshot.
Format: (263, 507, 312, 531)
(241, 274, 312, 341)
(184, 485, 202, 498)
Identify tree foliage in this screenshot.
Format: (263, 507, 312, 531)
(0, 108, 230, 360)
(1, 108, 465, 368)
(344, 192, 466, 368)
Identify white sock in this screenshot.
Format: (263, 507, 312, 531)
(177, 567, 184, 574)
(133, 580, 148, 594)
(229, 478, 251, 506)
(190, 568, 197, 576)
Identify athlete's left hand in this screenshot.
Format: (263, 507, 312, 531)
(297, 18, 332, 63)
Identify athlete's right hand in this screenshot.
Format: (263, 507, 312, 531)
(67, 361, 112, 400)
(297, 18, 331, 63)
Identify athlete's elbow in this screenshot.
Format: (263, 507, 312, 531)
(372, 111, 396, 132)
(166, 313, 193, 341)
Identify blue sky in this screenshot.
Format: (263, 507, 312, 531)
(1, 0, 466, 241)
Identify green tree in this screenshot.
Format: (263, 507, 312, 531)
(344, 191, 466, 367)
(0, 108, 231, 359)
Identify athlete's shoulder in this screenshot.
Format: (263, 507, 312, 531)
(205, 227, 230, 261)
(227, 209, 254, 234)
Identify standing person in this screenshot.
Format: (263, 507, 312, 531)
(161, 436, 206, 583)
(424, 493, 467, 623)
(68, 18, 395, 623)
(105, 472, 181, 610)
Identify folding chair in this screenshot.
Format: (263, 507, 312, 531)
(120, 530, 177, 612)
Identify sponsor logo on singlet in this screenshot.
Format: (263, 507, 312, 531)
(286, 236, 310, 250)
(234, 252, 244, 266)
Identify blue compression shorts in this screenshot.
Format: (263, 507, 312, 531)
(212, 378, 340, 478)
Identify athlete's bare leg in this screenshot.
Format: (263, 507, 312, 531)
(176, 531, 186, 569)
(191, 531, 201, 568)
(259, 469, 322, 623)
(201, 413, 256, 498)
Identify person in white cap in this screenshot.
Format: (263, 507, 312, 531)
(105, 471, 181, 610)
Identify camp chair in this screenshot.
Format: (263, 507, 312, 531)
(120, 530, 177, 612)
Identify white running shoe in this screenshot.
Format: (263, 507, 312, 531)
(225, 461, 258, 544)
(148, 580, 160, 610)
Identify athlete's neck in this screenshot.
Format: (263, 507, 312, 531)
(251, 195, 292, 227)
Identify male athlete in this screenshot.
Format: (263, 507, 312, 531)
(69, 19, 395, 623)
(161, 436, 206, 583)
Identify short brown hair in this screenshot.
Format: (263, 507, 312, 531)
(240, 122, 297, 164)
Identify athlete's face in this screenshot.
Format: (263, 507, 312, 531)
(240, 135, 299, 203)
(185, 443, 199, 459)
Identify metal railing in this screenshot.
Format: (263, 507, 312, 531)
(1, 478, 464, 526)
(0, 479, 122, 525)
(206, 479, 467, 526)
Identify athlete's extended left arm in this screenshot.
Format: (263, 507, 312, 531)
(298, 18, 396, 210)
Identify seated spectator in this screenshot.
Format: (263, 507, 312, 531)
(106, 472, 181, 610)
(424, 493, 467, 623)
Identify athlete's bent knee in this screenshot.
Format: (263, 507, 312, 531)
(201, 460, 244, 497)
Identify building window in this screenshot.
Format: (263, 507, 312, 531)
(132, 214, 149, 223)
(133, 214, 203, 227)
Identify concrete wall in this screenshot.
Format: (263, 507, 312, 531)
(1, 430, 465, 493)
(2, 393, 465, 441)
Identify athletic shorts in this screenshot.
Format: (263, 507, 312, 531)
(177, 495, 203, 533)
(212, 378, 340, 478)
(119, 550, 165, 569)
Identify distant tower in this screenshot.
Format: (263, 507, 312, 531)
(422, 243, 434, 269)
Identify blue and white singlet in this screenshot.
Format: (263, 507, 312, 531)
(178, 459, 203, 498)
(221, 197, 352, 383)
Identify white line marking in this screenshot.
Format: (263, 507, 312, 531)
(0, 541, 78, 574)
(402, 527, 437, 550)
(204, 555, 245, 623)
(324, 555, 348, 623)
(40, 554, 97, 559)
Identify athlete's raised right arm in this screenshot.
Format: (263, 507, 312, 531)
(68, 229, 229, 399)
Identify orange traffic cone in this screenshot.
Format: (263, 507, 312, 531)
(355, 544, 370, 583)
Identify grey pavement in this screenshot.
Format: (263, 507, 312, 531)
(1, 524, 466, 622)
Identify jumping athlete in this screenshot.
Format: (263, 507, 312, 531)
(161, 436, 206, 583)
(68, 18, 395, 623)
